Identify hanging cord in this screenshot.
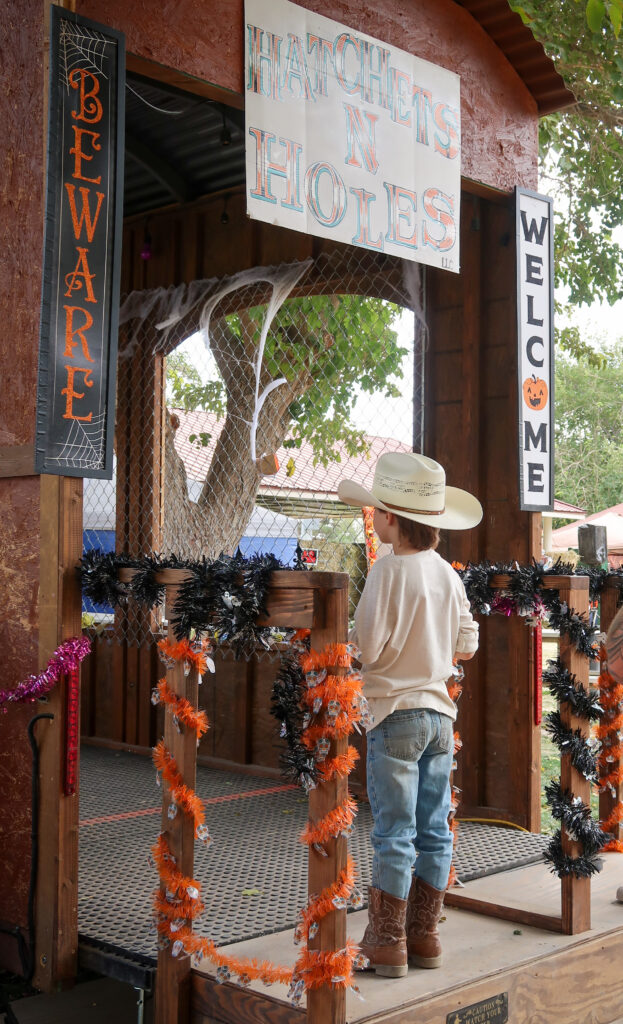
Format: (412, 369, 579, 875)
(457, 816, 531, 834)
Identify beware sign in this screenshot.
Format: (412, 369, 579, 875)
(36, 8, 125, 478)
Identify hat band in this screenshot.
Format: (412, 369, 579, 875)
(383, 500, 445, 517)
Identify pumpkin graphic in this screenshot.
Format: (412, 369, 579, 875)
(522, 374, 548, 410)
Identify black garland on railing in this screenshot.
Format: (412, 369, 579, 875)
(270, 644, 319, 791)
(544, 781, 611, 857)
(542, 660, 603, 721)
(544, 710, 600, 783)
(77, 550, 291, 656)
(453, 558, 623, 879)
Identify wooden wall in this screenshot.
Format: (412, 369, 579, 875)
(81, 637, 367, 790)
(428, 194, 541, 828)
(77, 0, 538, 194)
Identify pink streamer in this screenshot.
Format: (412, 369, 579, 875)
(0, 636, 91, 711)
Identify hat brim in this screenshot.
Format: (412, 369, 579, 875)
(337, 479, 483, 530)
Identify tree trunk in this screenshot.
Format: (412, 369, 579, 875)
(162, 317, 315, 559)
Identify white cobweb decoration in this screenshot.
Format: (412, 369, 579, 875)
(48, 412, 107, 471)
(59, 18, 110, 91)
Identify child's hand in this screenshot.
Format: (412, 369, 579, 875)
(454, 650, 475, 661)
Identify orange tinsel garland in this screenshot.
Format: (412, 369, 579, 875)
(362, 507, 378, 570)
(596, 645, 623, 851)
(300, 797, 358, 846)
(151, 636, 366, 1001)
(156, 678, 209, 739)
(446, 663, 464, 888)
(153, 740, 206, 832)
(157, 637, 212, 677)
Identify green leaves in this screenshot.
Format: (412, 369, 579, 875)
(586, 0, 606, 34)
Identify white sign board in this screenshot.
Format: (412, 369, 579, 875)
(245, 0, 461, 271)
(516, 188, 554, 511)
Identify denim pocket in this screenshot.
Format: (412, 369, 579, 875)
(436, 714, 454, 755)
(382, 711, 428, 761)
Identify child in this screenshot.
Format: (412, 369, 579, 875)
(337, 451, 482, 977)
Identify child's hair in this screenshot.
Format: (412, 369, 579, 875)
(395, 514, 440, 550)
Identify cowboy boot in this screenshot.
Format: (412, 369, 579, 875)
(358, 886, 408, 977)
(406, 876, 445, 968)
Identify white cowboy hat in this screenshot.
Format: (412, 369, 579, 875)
(337, 452, 483, 530)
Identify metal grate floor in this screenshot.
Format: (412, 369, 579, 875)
(79, 746, 549, 962)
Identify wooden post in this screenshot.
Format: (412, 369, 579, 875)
(598, 579, 623, 847)
(307, 583, 349, 1024)
(154, 569, 196, 1024)
(35, 474, 84, 989)
(543, 575, 591, 934)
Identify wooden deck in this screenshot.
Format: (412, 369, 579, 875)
(192, 854, 623, 1024)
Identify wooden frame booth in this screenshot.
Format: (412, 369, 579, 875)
(5, 3, 623, 1024)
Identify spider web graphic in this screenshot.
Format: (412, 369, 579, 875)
(59, 19, 110, 90)
(49, 413, 107, 471)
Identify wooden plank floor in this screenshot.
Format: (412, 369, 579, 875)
(192, 853, 623, 1024)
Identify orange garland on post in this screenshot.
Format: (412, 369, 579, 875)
(596, 645, 623, 853)
(150, 636, 369, 1003)
(446, 662, 464, 887)
(362, 506, 378, 569)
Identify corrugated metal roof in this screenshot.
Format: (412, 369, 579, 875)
(456, 0, 576, 114)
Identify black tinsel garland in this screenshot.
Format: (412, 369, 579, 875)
(544, 711, 599, 783)
(543, 831, 603, 879)
(77, 549, 292, 656)
(542, 659, 603, 721)
(456, 562, 496, 614)
(270, 647, 318, 790)
(508, 560, 544, 614)
(540, 591, 598, 659)
(544, 780, 610, 857)
(77, 549, 138, 607)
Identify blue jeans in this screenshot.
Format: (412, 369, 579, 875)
(366, 708, 454, 899)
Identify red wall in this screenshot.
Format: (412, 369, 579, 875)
(76, 0, 539, 191)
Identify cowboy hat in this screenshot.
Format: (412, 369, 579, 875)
(337, 452, 483, 530)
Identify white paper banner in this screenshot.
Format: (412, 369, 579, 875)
(516, 188, 554, 511)
(245, 0, 461, 271)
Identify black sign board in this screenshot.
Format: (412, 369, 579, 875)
(35, 8, 125, 478)
(447, 992, 508, 1024)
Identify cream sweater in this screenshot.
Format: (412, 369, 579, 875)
(350, 550, 478, 728)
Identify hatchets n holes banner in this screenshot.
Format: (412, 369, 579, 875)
(516, 187, 554, 512)
(35, 8, 125, 479)
(245, 0, 461, 271)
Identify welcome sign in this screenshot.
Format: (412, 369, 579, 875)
(245, 0, 461, 271)
(516, 187, 554, 511)
(35, 8, 125, 478)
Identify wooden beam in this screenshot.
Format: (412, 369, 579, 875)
(307, 585, 349, 1024)
(598, 579, 623, 846)
(543, 575, 591, 934)
(34, 474, 83, 989)
(154, 575, 199, 1024)
(0, 443, 35, 478)
(443, 891, 563, 932)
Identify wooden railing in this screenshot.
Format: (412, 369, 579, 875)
(121, 568, 350, 1024)
(446, 574, 593, 935)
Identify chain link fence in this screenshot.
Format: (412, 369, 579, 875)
(83, 248, 426, 645)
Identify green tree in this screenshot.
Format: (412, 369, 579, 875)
(510, 2, 623, 313)
(555, 341, 623, 513)
(164, 295, 406, 557)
